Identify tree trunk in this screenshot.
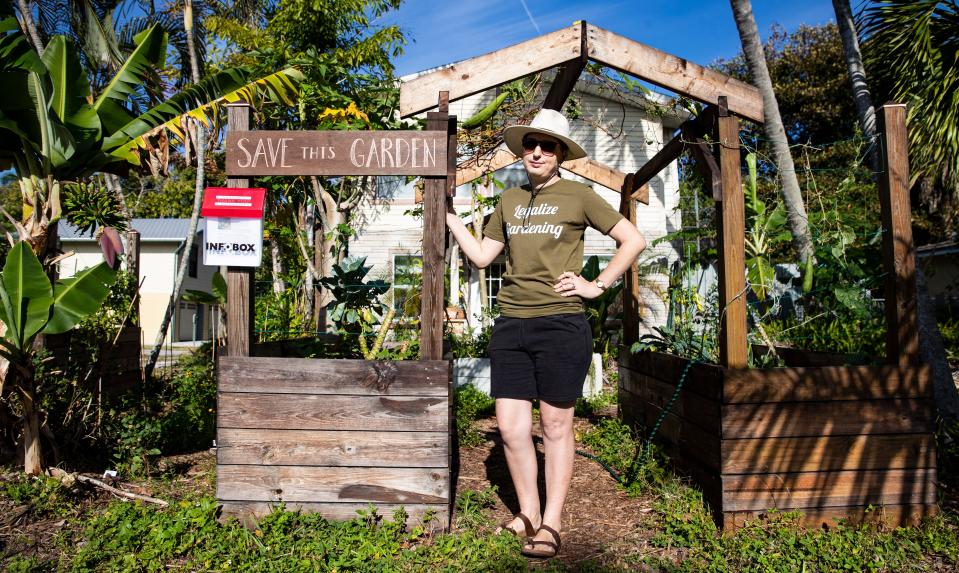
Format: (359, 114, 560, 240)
(16, 367, 42, 475)
(832, 0, 879, 171)
(15, 0, 44, 55)
(729, 0, 814, 263)
(270, 237, 284, 294)
(144, 2, 204, 378)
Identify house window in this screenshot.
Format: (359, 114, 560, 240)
(486, 261, 506, 309)
(393, 255, 422, 316)
(188, 244, 198, 278)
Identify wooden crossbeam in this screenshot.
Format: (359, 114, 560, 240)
(400, 24, 582, 118)
(586, 24, 764, 123)
(629, 107, 718, 200)
(543, 22, 588, 111)
(454, 148, 639, 203)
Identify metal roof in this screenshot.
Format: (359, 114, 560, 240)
(58, 218, 203, 242)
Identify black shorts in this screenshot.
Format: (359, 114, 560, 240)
(488, 313, 593, 402)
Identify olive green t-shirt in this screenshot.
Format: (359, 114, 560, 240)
(484, 179, 624, 318)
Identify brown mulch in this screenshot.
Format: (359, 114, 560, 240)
(455, 413, 665, 569)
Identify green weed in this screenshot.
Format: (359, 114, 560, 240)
(455, 384, 495, 447)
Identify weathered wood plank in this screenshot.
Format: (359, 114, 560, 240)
(421, 105, 449, 360)
(716, 99, 748, 368)
(722, 364, 931, 403)
(629, 132, 684, 199)
(543, 22, 588, 111)
(877, 104, 919, 366)
(400, 24, 582, 117)
(618, 350, 724, 401)
(721, 433, 936, 475)
(217, 429, 448, 467)
(217, 465, 449, 504)
(722, 503, 938, 530)
(721, 467, 938, 512)
(586, 24, 763, 123)
(619, 175, 640, 346)
(226, 102, 254, 358)
(218, 357, 449, 396)
(722, 399, 935, 439)
(218, 393, 448, 432)
(219, 501, 449, 528)
(225, 131, 449, 176)
(636, 397, 722, 470)
(619, 372, 721, 434)
(565, 157, 629, 195)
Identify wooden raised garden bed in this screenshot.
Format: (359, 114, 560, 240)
(216, 356, 451, 525)
(619, 350, 938, 528)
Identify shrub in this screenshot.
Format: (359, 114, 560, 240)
(454, 384, 495, 447)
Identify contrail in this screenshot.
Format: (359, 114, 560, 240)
(518, 0, 541, 33)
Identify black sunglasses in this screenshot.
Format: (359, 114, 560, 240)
(521, 137, 561, 155)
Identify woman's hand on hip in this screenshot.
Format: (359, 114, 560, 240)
(554, 271, 604, 299)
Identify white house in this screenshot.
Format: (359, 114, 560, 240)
(58, 218, 217, 344)
(350, 75, 686, 334)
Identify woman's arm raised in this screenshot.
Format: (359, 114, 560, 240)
(446, 210, 505, 269)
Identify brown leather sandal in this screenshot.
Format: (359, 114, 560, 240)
(494, 512, 537, 537)
(521, 524, 561, 559)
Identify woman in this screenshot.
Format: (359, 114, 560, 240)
(446, 109, 646, 558)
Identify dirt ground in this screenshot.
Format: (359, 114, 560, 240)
(457, 413, 663, 569)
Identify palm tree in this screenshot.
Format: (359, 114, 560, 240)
(860, 0, 959, 225)
(729, 0, 814, 263)
(832, 0, 878, 170)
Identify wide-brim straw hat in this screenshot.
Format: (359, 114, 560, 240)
(503, 109, 587, 161)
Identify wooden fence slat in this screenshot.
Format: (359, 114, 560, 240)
(218, 393, 448, 432)
(225, 102, 255, 358)
(722, 364, 931, 403)
(420, 100, 449, 360)
(715, 98, 748, 368)
(217, 465, 449, 504)
(217, 429, 448, 467)
(877, 104, 919, 366)
(618, 351, 724, 400)
(586, 24, 763, 123)
(399, 24, 582, 117)
(721, 433, 936, 475)
(619, 373, 721, 433)
(722, 503, 937, 530)
(721, 399, 935, 439)
(721, 467, 938, 512)
(218, 357, 449, 395)
(219, 502, 449, 526)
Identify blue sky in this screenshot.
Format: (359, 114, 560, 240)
(382, 0, 837, 78)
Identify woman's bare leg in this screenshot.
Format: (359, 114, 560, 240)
(528, 399, 575, 547)
(495, 397, 541, 533)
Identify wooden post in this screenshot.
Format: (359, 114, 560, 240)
(225, 102, 255, 357)
(715, 97, 748, 369)
(877, 103, 919, 366)
(619, 174, 640, 347)
(125, 229, 140, 326)
(420, 92, 451, 360)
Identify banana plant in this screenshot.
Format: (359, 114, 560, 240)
(0, 4, 301, 258)
(743, 153, 791, 300)
(0, 242, 117, 475)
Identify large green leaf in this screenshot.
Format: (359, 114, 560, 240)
(1, 242, 53, 349)
(46, 262, 117, 334)
(41, 36, 101, 149)
(92, 24, 167, 120)
(27, 69, 75, 168)
(103, 67, 302, 161)
(0, 8, 43, 74)
(212, 271, 227, 303)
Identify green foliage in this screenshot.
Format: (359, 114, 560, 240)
(763, 313, 886, 358)
(743, 153, 791, 299)
(2, 474, 78, 518)
(580, 418, 667, 496)
(862, 0, 959, 233)
(67, 495, 527, 572)
(581, 255, 624, 354)
(455, 384, 495, 447)
(574, 389, 618, 418)
(713, 23, 856, 145)
(454, 486, 499, 530)
(318, 256, 389, 332)
(633, 285, 718, 362)
(62, 181, 128, 236)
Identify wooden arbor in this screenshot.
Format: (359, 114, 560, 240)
(401, 24, 936, 528)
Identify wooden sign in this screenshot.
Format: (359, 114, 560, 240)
(225, 130, 449, 176)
